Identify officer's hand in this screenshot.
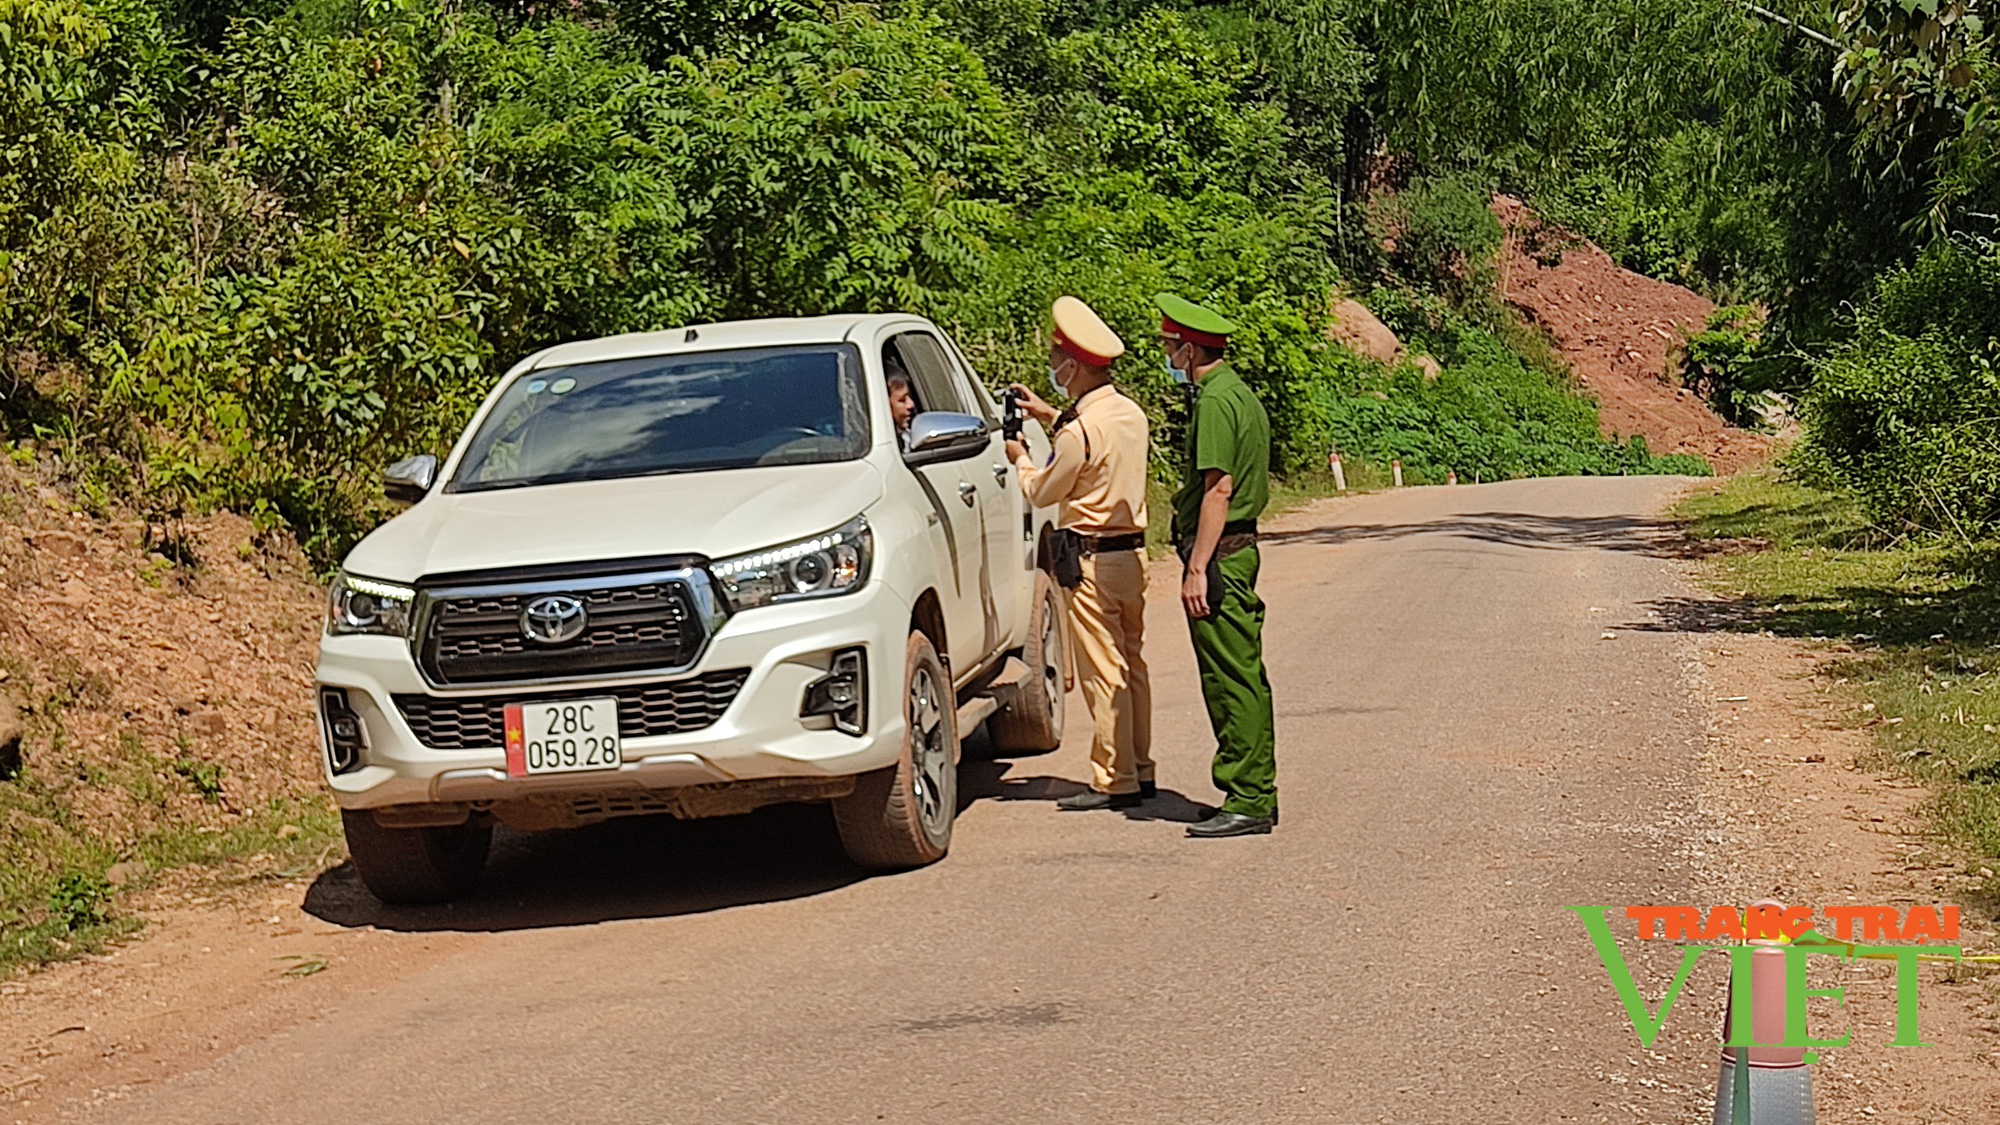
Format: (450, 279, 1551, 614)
(1181, 567, 1209, 619)
(1004, 438, 1028, 465)
(1007, 383, 1059, 425)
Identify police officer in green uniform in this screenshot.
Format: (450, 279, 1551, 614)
(1157, 293, 1277, 838)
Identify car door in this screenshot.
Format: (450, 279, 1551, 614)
(933, 334, 1022, 653)
(887, 331, 991, 679)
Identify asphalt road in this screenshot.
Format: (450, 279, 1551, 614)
(81, 476, 1732, 1124)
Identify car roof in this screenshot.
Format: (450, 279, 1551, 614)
(525, 313, 923, 371)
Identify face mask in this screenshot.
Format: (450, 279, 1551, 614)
(1163, 353, 1189, 384)
(1049, 363, 1071, 395)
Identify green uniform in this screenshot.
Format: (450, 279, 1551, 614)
(1173, 363, 1277, 820)
(1170, 364, 1269, 537)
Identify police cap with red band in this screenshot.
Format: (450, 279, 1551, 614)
(1050, 295, 1125, 368)
(1155, 292, 1236, 350)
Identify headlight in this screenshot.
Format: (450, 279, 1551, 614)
(711, 515, 872, 611)
(326, 572, 415, 637)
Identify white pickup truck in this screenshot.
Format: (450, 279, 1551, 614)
(314, 314, 1068, 902)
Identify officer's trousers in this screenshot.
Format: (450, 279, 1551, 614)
(1187, 544, 1276, 817)
(1066, 548, 1153, 795)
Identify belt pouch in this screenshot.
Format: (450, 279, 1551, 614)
(1051, 528, 1084, 589)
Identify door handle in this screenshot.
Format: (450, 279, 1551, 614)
(991, 462, 1009, 484)
(957, 481, 977, 506)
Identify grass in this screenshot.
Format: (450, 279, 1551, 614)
(1676, 469, 2000, 865)
(0, 780, 342, 977)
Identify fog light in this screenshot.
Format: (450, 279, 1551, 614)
(319, 687, 367, 774)
(801, 649, 866, 736)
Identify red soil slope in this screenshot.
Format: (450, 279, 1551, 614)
(1491, 196, 1770, 474)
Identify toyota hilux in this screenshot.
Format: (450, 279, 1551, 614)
(315, 314, 1068, 902)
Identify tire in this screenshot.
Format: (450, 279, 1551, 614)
(833, 631, 958, 870)
(341, 808, 491, 904)
(985, 569, 1066, 754)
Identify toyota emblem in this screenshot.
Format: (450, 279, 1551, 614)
(520, 594, 587, 645)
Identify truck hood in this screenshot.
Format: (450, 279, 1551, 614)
(342, 461, 885, 581)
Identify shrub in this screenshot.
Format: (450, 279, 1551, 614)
(47, 872, 111, 931)
(1369, 175, 1503, 303)
(1801, 242, 2000, 536)
(1311, 290, 1710, 482)
(1681, 305, 1779, 428)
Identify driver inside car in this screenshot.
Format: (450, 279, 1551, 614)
(885, 356, 917, 449)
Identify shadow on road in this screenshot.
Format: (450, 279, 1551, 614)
(303, 725, 1193, 932)
(304, 801, 874, 934)
(1261, 510, 1684, 555)
(958, 757, 1210, 823)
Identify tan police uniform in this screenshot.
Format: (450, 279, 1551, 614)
(1014, 298, 1154, 798)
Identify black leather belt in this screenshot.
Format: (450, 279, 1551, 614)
(1175, 519, 1260, 571)
(1078, 532, 1145, 555)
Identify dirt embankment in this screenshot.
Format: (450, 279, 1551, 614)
(1491, 195, 1771, 474)
(0, 459, 328, 898)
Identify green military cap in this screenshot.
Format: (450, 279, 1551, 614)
(1155, 293, 1237, 347)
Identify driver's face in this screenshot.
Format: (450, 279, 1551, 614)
(889, 382, 916, 430)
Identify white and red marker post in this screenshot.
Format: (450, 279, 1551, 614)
(1712, 900, 1814, 1125)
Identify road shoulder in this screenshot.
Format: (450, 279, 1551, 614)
(0, 867, 477, 1120)
(1675, 574, 2000, 1117)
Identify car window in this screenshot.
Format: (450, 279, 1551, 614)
(938, 335, 998, 425)
(889, 332, 974, 417)
(451, 344, 869, 492)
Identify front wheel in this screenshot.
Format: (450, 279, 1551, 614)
(341, 808, 491, 904)
(833, 631, 958, 870)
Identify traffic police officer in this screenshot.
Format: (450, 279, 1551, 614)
(1158, 293, 1277, 837)
(1004, 296, 1155, 810)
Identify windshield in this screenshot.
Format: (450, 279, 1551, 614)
(451, 344, 870, 492)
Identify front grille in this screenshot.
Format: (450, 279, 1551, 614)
(393, 669, 750, 750)
(421, 581, 704, 685)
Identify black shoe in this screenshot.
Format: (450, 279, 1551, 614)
(1186, 811, 1274, 837)
(1139, 780, 1158, 799)
(1057, 789, 1143, 811)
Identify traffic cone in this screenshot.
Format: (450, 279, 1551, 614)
(1712, 900, 1814, 1125)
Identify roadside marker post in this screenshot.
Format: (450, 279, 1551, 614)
(1712, 900, 1814, 1125)
(1446, 470, 1458, 486)
(1391, 459, 1403, 487)
(1328, 451, 1346, 492)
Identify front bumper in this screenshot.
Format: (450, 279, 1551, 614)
(315, 583, 910, 811)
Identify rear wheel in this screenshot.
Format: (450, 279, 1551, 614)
(986, 569, 1065, 754)
(341, 808, 491, 904)
(833, 631, 957, 870)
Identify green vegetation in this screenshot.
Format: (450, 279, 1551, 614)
(1322, 291, 1709, 484)
(0, 783, 340, 975)
(2, 0, 1993, 547)
(1797, 241, 2000, 538)
(1680, 471, 2000, 863)
(172, 755, 226, 800)
(1680, 306, 1777, 431)
(0, 0, 1717, 568)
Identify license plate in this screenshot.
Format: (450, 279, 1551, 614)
(504, 698, 623, 778)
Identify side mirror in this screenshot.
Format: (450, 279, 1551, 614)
(903, 412, 989, 465)
(384, 454, 438, 504)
